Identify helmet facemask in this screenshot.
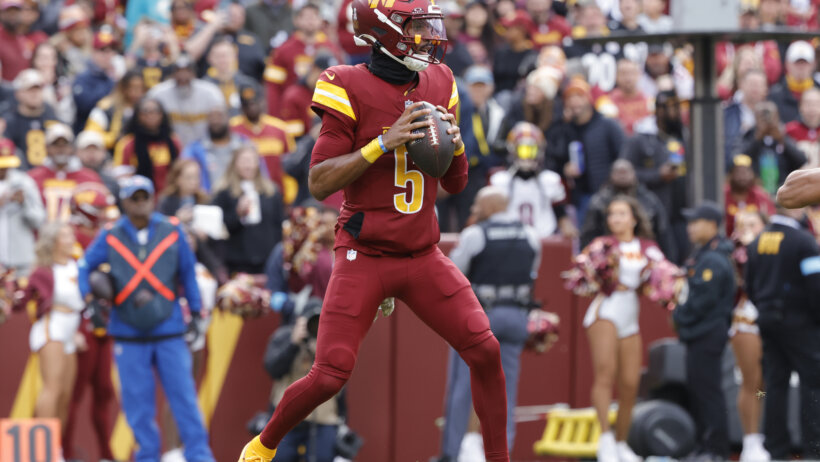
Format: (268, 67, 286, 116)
(394, 17, 447, 71)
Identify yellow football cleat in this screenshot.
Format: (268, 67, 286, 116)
(238, 436, 277, 462)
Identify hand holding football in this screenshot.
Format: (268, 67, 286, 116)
(405, 101, 456, 178)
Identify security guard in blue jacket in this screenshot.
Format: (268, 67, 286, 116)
(79, 175, 214, 462)
(437, 186, 545, 461)
(673, 202, 735, 460)
(745, 206, 820, 459)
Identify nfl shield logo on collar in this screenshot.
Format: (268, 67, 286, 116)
(405, 100, 414, 108)
(347, 249, 357, 261)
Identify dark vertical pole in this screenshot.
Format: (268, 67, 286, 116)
(691, 35, 724, 204)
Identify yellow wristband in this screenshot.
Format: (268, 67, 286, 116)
(361, 138, 385, 163)
(454, 143, 465, 156)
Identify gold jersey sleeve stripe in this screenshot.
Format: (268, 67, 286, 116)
(448, 79, 459, 109)
(313, 80, 356, 121)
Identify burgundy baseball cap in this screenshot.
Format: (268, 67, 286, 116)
(93, 30, 118, 50)
(500, 10, 536, 38)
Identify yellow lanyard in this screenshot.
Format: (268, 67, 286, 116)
(472, 112, 490, 157)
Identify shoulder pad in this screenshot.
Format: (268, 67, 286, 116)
(312, 65, 357, 122)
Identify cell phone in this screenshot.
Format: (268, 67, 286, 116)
(669, 152, 683, 166)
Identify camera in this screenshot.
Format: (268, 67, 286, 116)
(295, 296, 323, 339)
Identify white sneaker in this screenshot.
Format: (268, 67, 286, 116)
(597, 431, 619, 462)
(740, 434, 770, 462)
(616, 441, 642, 462)
(161, 448, 187, 462)
(457, 432, 486, 462)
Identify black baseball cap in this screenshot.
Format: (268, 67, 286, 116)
(682, 201, 723, 224)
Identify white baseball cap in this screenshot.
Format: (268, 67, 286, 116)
(13, 69, 44, 91)
(45, 123, 75, 145)
(786, 41, 815, 64)
(76, 130, 105, 150)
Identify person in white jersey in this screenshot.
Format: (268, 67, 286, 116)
(489, 121, 576, 239)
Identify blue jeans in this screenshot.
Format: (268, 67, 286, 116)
(275, 423, 338, 462)
(440, 306, 529, 458)
(114, 336, 214, 462)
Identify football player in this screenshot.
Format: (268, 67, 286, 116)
(490, 121, 575, 239)
(238, 0, 510, 460)
(62, 183, 119, 461)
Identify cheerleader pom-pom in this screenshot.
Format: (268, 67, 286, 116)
(0, 266, 18, 324)
(525, 310, 560, 353)
(643, 259, 687, 310)
(217, 274, 272, 319)
(561, 251, 604, 297)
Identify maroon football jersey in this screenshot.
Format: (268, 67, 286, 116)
(310, 63, 466, 256)
(29, 165, 104, 223)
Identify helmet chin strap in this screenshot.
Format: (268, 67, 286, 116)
(376, 43, 429, 72)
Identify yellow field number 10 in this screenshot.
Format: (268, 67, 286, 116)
(1, 419, 61, 462)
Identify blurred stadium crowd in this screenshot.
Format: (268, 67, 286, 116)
(3, 0, 820, 460)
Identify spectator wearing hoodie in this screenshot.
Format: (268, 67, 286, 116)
(0, 139, 45, 273)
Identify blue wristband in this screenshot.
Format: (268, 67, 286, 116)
(270, 291, 288, 312)
(377, 135, 388, 153)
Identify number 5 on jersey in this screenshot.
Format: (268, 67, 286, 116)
(393, 146, 424, 214)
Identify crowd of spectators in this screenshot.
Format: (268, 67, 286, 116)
(0, 0, 819, 270)
(3, 0, 820, 459)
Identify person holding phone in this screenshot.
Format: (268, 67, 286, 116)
(740, 101, 807, 196)
(620, 90, 690, 262)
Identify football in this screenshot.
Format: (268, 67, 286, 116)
(405, 101, 456, 178)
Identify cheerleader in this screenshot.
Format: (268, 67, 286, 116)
(730, 210, 771, 462)
(18, 222, 84, 429)
(579, 196, 667, 462)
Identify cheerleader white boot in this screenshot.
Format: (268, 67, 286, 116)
(616, 441, 642, 462)
(597, 431, 619, 462)
(457, 432, 486, 462)
(740, 433, 770, 462)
